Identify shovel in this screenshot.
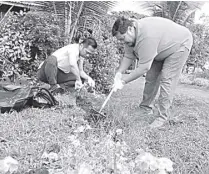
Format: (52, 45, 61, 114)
(91, 88, 115, 118)
(99, 88, 114, 113)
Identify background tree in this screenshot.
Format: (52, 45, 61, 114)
(38, 1, 116, 44)
(142, 1, 203, 26)
(187, 17, 209, 71)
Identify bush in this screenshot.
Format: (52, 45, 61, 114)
(179, 74, 193, 85)
(195, 70, 209, 80)
(179, 73, 209, 87)
(23, 11, 64, 58)
(192, 78, 209, 87)
(81, 16, 120, 94)
(0, 10, 63, 82)
(88, 37, 120, 94)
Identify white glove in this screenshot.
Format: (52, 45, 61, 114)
(75, 80, 84, 90)
(114, 72, 122, 83)
(87, 76, 95, 88)
(113, 72, 125, 92)
(113, 79, 125, 92)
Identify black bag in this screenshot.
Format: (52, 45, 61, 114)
(0, 84, 59, 113)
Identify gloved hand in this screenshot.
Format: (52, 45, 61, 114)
(87, 76, 95, 88)
(113, 72, 125, 92)
(113, 79, 125, 92)
(75, 80, 84, 90)
(114, 72, 122, 83)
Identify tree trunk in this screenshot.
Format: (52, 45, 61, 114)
(172, 1, 182, 21)
(0, 5, 14, 26)
(53, 2, 57, 18)
(64, 1, 69, 44)
(67, 2, 72, 43)
(182, 9, 196, 26)
(69, 1, 84, 43)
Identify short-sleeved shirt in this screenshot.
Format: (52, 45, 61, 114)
(52, 44, 80, 73)
(125, 17, 193, 64)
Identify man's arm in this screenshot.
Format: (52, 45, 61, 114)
(117, 57, 134, 73)
(68, 54, 81, 81)
(78, 57, 89, 80)
(122, 60, 153, 83)
(122, 37, 159, 84)
(70, 64, 81, 81)
(117, 44, 135, 73)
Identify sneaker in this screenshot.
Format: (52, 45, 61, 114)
(150, 117, 166, 128)
(132, 106, 154, 123)
(138, 106, 154, 116)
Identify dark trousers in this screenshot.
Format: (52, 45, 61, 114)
(37, 55, 78, 86)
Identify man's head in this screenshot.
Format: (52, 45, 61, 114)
(79, 37, 97, 58)
(112, 16, 136, 47)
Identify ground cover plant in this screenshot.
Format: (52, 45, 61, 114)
(179, 73, 209, 88)
(1, 77, 209, 174)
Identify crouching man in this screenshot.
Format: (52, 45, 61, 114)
(37, 37, 97, 93)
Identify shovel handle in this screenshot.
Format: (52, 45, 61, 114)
(99, 88, 114, 113)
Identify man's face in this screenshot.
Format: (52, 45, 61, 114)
(80, 45, 95, 58)
(115, 26, 136, 47)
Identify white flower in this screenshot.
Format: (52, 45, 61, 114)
(86, 125, 92, 130)
(116, 129, 123, 135)
(68, 135, 77, 141)
(74, 126, 85, 133)
(0, 156, 19, 173)
(106, 139, 115, 148)
(78, 163, 93, 174)
(139, 152, 156, 165)
(48, 152, 59, 162)
(129, 161, 135, 168)
(135, 152, 157, 171)
(158, 169, 167, 174)
(149, 158, 159, 171)
(72, 139, 81, 147)
(157, 157, 173, 172)
(41, 151, 49, 159)
(41, 151, 59, 162)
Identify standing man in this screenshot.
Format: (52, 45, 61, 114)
(112, 16, 193, 128)
(37, 37, 97, 93)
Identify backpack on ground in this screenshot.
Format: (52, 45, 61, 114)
(0, 84, 59, 113)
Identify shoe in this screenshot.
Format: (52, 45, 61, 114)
(138, 106, 154, 116)
(132, 106, 154, 123)
(150, 117, 166, 128)
(50, 84, 65, 94)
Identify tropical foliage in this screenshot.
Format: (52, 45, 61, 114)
(188, 22, 209, 69)
(143, 1, 203, 26)
(0, 11, 63, 82)
(1, 1, 209, 87)
(142, 1, 209, 72)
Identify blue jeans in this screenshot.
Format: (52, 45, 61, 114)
(140, 46, 190, 119)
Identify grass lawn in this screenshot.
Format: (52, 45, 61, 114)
(0, 77, 209, 174)
(108, 77, 209, 174)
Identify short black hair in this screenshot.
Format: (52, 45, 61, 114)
(81, 37, 97, 49)
(112, 16, 133, 36)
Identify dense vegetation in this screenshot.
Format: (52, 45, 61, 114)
(1, 2, 209, 92)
